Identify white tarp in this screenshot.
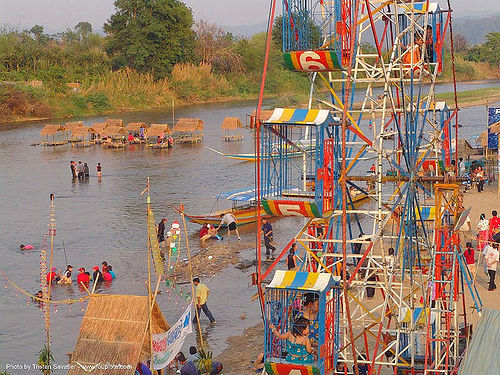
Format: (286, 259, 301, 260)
(152, 303, 193, 370)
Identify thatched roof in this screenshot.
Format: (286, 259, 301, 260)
(71, 126, 95, 138)
(40, 124, 66, 136)
(101, 126, 126, 137)
(250, 109, 274, 122)
(68, 294, 169, 375)
(92, 122, 108, 133)
(106, 118, 124, 127)
(221, 117, 243, 130)
(148, 124, 171, 137)
(456, 138, 475, 157)
(125, 122, 148, 132)
(489, 120, 500, 134)
(64, 121, 84, 131)
(173, 118, 204, 132)
(478, 130, 488, 148)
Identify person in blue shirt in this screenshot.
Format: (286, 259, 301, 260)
(261, 218, 276, 260)
(107, 265, 116, 279)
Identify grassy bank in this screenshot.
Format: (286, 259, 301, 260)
(436, 87, 500, 107)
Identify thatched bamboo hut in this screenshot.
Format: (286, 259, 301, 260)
(106, 118, 124, 127)
(172, 118, 203, 143)
(64, 121, 84, 131)
(91, 122, 108, 134)
(125, 122, 148, 133)
(40, 124, 68, 146)
(101, 126, 127, 148)
(68, 294, 169, 375)
(71, 126, 95, 148)
(248, 109, 274, 128)
(221, 117, 243, 142)
(101, 126, 126, 138)
(147, 124, 171, 148)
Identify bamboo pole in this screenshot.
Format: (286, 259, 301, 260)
(145, 177, 155, 371)
(179, 204, 204, 348)
(45, 193, 55, 374)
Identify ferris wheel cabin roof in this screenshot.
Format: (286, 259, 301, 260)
(263, 108, 340, 126)
(267, 270, 340, 292)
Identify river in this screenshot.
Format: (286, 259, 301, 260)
(0, 81, 499, 372)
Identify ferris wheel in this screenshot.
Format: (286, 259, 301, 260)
(255, 0, 482, 374)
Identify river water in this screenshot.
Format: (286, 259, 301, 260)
(0, 81, 499, 372)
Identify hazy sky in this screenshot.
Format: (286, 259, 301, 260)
(0, 0, 498, 32)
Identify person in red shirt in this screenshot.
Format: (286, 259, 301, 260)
(463, 242, 476, 277)
(490, 211, 500, 237)
(46, 268, 60, 284)
(77, 267, 90, 285)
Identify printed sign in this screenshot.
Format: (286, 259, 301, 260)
(152, 303, 193, 370)
(487, 107, 500, 149)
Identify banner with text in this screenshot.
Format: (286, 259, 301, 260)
(488, 107, 500, 149)
(152, 303, 193, 370)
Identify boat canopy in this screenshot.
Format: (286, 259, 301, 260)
(264, 108, 340, 126)
(215, 187, 256, 202)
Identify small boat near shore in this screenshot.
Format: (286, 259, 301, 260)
(183, 187, 271, 226)
(205, 140, 315, 162)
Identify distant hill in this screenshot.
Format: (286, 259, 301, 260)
(220, 14, 500, 46)
(446, 14, 500, 45)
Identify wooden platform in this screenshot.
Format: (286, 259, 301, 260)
(147, 143, 171, 149)
(222, 135, 243, 142)
(102, 142, 125, 149)
(72, 141, 93, 148)
(42, 141, 68, 146)
(175, 135, 203, 144)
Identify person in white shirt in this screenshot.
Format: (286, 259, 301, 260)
(485, 243, 499, 291)
(458, 157, 466, 177)
(477, 213, 489, 251)
(217, 213, 241, 241)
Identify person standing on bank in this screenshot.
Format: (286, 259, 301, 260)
(485, 243, 499, 291)
(262, 218, 276, 260)
(192, 277, 216, 324)
(217, 213, 241, 241)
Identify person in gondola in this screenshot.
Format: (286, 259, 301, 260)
(269, 317, 315, 364)
(295, 293, 319, 347)
(425, 25, 434, 63)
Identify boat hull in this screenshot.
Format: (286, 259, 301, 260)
(185, 206, 270, 226)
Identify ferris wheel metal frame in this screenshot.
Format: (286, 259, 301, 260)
(254, 0, 483, 374)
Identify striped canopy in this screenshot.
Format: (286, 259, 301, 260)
(267, 270, 339, 292)
(264, 108, 338, 125)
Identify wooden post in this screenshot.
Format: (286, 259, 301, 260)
(179, 204, 204, 348)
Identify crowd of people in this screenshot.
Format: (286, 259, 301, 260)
(473, 210, 500, 291)
(70, 160, 102, 180)
(41, 261, 116, 288)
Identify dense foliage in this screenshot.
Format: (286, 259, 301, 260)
(0, 0, 498, 122)
(464, 32, 500, 69)
(104, 0, 196, 78)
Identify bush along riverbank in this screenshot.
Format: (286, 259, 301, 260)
(1, 9, 499, 123)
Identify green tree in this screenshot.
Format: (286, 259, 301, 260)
(75, 21, 93, 40)
(272, 15, 322, 51)
(104, 0, 195, 78)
